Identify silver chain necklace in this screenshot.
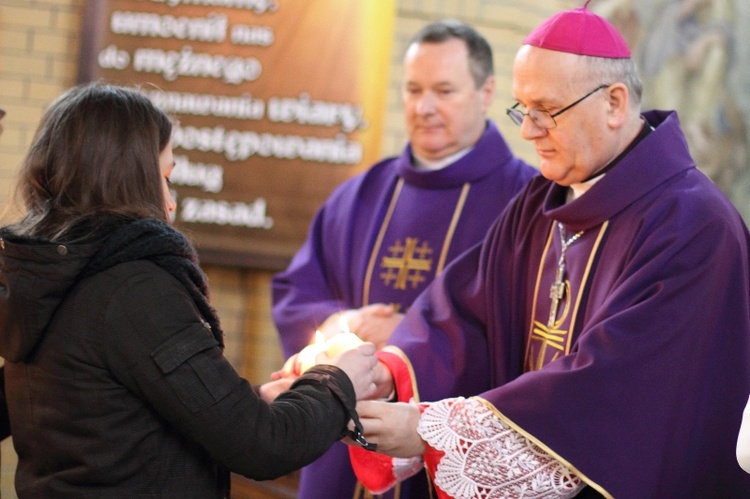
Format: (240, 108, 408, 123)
(548, 222, 584, 328)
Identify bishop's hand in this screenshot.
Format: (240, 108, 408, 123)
(350, 399, 425, 458)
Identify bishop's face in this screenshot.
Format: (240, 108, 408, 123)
(402, 38, 494, 162)
(511, 46, 615, 186)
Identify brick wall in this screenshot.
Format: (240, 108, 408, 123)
(0, 0, 85, 220)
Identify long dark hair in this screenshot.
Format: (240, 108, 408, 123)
(11, 83, 173, 240)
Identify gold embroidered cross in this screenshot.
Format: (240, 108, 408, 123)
(379, 237, 433, 290)
(526, 321, 567, 371)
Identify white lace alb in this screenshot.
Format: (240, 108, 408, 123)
(418, 397, 584, 498)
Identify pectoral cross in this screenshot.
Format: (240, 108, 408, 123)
(547, 223, 584, 329)
(548, 263, 566, 328)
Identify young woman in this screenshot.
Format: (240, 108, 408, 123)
(0, 83, 377, 498)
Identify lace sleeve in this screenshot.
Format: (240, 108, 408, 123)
(417, 397, 584, 498)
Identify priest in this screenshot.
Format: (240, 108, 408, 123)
(350, 2, 750, 497)
(272, 19, 536, 499)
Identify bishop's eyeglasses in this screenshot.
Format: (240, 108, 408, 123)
(506, 84, 610, 129)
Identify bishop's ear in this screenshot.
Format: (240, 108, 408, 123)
(604, 82, 630, 128)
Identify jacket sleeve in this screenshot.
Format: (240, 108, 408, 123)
(103, 265, 358, 480)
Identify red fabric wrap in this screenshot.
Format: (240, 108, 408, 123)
(349, 350, 414, 494)
(376, 349, 414, 403)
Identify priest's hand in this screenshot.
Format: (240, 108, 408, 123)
(318, 342, 379, 400)
(372, 360, 395, 400)
(348, 304, 404, 349)
(321, 305, 404, 349)
(353, 400, 425, 458)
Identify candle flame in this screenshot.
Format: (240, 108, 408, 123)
(338, 314, 352, 334)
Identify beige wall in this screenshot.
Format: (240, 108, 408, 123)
(0, 0, 575, 496)
(0, 0, 85, 219)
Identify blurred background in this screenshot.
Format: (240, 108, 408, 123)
(0, 0, 748, 497)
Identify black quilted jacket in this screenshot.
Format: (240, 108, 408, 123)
(0, 219, 357, 498)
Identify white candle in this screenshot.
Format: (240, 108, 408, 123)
(326, 314, 364, 357)
(339, 314, 352, 334)
(294, 331, 327, 375)
(284, 316, 366, 377)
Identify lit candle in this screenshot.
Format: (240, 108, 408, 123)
(340, 314, 353, 334)
(283, 316, 366, 377)
(293, 331, 328, 376)
(326, 314, 364, 357)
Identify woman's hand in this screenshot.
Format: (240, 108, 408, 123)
(317, 342, 378, 400)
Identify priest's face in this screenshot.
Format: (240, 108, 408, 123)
(511, 46, 617, 186)
(402, 38, 494, 162)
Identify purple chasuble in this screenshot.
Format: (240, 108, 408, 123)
(272, 120, 536, 357)
(390, 110, 750, 497)
(364, 179, 474, 311)
(272, 120, 536, 499)
(526, 222, 600, 372)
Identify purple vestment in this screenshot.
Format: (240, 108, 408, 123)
(272, 121, 536, 499)
(388, 110, 750, 497)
